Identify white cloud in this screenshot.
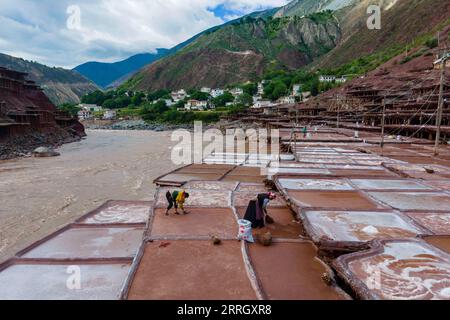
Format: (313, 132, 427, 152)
(0, 0, 289, 69)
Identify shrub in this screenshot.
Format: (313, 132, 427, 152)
(425, 38, 438, 49)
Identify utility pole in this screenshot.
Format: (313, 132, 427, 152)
(381, 95, 387, 156)
(434, 52, 447, 156)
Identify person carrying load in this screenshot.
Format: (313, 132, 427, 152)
(165, 190, 190, 216)
(243, 192, 276, 228)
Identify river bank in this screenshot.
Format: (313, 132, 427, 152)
(83, 119, 194, 131)
(0, 129, 84, 161)
(0, 129, 181, 263)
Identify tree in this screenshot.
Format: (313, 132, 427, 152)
(189, 90, 210, 101)
(310, 78, 320, 96)
(102, 99, 116, 109)
(271, 81, 288, 100)
(131, 92, 145, 106)
(148, 89, 171, 102)
(153, 100, 169, 113)
(237, 93, 253, 106)
(212, 92, 234, 108)
(81, 90, 106, 105)
(242, 82, 257, 96)
(58, 103, 80, 117)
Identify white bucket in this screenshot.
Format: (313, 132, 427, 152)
(237, 219, 254, 243)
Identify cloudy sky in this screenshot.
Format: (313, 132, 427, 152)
(0, 0, 289, 69)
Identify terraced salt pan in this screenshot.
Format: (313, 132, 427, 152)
(299, 158, 356, 164)
(278, 178, 354, 191)
(236, 183, 267, 192)
(324, 165, 384, 171)
(350, 179, 432, 191)
(21, 227, 144, 259)
(345, 241, 450, 300)
(151, 208, 237, 239)
(422, 180, 450, 191)
(287, 190, 383, 210)
(405, 213, 450, 235)
(155, 189, 231, 208)
(0, 263, 131, 300)
(305, 211, 424, 242)
(128, 241, 257, 300)
(233, 191, 286, 207)
(268, 168, 332, 176)
(270, 162, 325, 169)
(368, 192, 450, 211)
(80, 201, 151, 224)
(184, 181, 238, 191)
(249, 242, 347, 300)
(157, 173, 224, 184)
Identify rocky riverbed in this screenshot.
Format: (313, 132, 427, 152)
(84, 120, 194, 132)
(0, 130, 82, 161)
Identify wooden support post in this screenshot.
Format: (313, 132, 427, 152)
(336, 95, 340, 129)
(381, 96, 386, 156)
(434, 53, 447, 156)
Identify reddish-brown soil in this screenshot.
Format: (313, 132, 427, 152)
(128, 240, 257, 300)
(151, 208, 237, 239)
(249, 242, 346, 300)
(286, 190, 382, 210)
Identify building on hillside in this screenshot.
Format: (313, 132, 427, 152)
(302, 91, 312, 101)
(78, 104, 103, 112)
(433, 53, 450, 69)
(252, 100, 272, 109)
(210, 89, 224, 98)
(171, 89, 187, 102)
(164, 99, 175, 107)
(77, 109, 92, 120)
(278, 96, 296, 104)
(336, 76, 348, 83)
(103, 109, 117, 120)
(184, 99, 208, 111)
(293, 84, 301, 97)
(226, 102, 237, 107)
(319, 75, 336, 82)
(257, 82, 264, 95)
(200, 87, 212, 94)
(230, 88, 244, 97)
(319, 75, 347, 83)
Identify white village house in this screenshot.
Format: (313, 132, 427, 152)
(252, 100, 273, 109)
(319, 75, 347, 83)
(278, 96, 296, 104)
(77, 109, 92, 120)
(78, 104, 103, 112)
(210, 89, 224, 98)
(184, 99, 208, 111)
(230, 88, 244, 97)
(103, 109, 117, 120)
(293, 84, 301, 96)
(171, 89, 187, 102)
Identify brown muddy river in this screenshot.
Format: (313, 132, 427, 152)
(0, 130, 180, 263)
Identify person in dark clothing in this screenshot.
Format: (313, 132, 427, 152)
(244, 192, 276, 228)
(165, 190, 190, 215)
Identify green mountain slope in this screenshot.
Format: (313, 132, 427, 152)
(315, 0, 450, 69)
(127, 11, 341, 91)
(0, 53, 98, 105)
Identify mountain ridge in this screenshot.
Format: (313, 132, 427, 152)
(0, 53, 98, 105)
